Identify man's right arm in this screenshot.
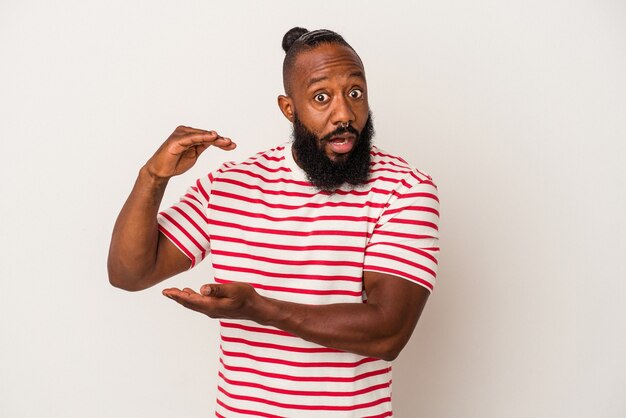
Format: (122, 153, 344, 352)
(107, 126, 236, 291)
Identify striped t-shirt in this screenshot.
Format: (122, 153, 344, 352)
(157, 141, 440, 417)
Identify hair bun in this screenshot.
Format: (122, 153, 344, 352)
(282, 27, 308, 53)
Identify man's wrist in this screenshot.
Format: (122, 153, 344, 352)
(139, 165, 170, 189)
(253, 295, 298, 330)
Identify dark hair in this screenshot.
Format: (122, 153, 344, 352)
(281, 27, 358, 93)
(282, 27, 350, 53)
(282, 27, 309, 53)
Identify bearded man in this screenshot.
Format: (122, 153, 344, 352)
(108, 27, 440, 417)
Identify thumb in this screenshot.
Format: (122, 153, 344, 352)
(200, 283, 222, 297)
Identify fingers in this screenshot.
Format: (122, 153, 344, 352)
(162, 287, 194, 301)
(215, 138, 237, 151)
(146, 125, 237, 179)
(162, 287, 205, 311)
(163, 286, 229, 319)
(207, 136, 237, 151)
(167, 131, 236, 155)
(173, 126, 236, 148)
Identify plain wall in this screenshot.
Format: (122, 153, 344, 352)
(1, 1, 625, 417)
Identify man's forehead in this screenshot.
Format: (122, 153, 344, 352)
(292, 44, 365, 85)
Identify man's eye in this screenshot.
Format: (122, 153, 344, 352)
(349, 89, 363, 99)
(314, 93, 329, 102)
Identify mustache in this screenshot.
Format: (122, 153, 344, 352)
(320, 125, 360, 142)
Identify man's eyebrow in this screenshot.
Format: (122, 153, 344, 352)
(349, 70, 365, 80)
(307, 76, 328, 88)
(306, 71, 366, 89)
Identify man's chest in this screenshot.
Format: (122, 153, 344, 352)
(204, 181, 386, 303)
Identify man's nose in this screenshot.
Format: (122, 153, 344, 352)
(331, 95, 356, 126)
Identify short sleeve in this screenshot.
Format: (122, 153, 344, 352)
(157, 173, 215, 269)
(363, 175, 440, 293)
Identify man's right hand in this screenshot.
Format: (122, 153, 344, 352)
(108, 125, 236, 291)
(144, 126, 237, 180)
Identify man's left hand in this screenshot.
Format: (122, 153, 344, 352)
(162, 282, 262, 320)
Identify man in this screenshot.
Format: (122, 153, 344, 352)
(108, 27, 439, 417)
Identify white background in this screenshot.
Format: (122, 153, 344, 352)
(1, 1, 625, 417)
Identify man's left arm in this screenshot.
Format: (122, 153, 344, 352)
(163, 271, 429, 361)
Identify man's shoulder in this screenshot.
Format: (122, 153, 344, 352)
(370, 145, 434, 185)
(212, 142, 289, 175)
(242, 143, 289, 164)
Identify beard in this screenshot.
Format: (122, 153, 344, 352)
(292, 111, 374, 192)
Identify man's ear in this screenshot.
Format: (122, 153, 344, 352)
(277, 95, 295, 122)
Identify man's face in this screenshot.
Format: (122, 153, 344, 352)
(279, 43, 373, 190)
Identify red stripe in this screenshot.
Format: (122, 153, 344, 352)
(196, 177, 210, 202)
(366, 241, 439, 264)
(242, 160, 290, 173)
(364, 412, 393, 418)
(221, 348, 377, 368)
(215, 177, 318, 197)
(210, 234, 364, 253)
(157, 224, 196, 266)
(180, 198, 209, 222)
(209, 202, 378, 224)
(221, 335, 340, 353)
(397, 191, 439, 202)
(370, 159, 409, 170)
(258, 153, 285, 162)
(363, 265, 434, 290)
(415, 168, 432, 180)
(218, 385, 391, 411)
(372, 230, 435, 240)
(225, 167, 312, 186)
(386, 217, 439, 231)
(418, 179, 436, 187)
(363, 175, 405, 186)
(215, 176, 398, 198)
(171, 205, 210, 242)
(219, 371, 391, 397)
(182, 192, 202, 205)
(408, 169, 433, 183)
(249, 145, 284, 158)
(215, 278, 363, 297)
(220, 321, 294, 338)
(370, 166, 412, 175)
(223, 166, 416, 190)
(159, 212, 206, 255)
(371, 149, 408, 165)
(365, 251, 437, 278)
(216, 398, 281, 418)
(220, 358, 391, 383)
(385, 205, 440, 217)
(213, 264, 361, 282)
(209, 218, 371, 239)
(211, 189, 387, 209)
(211, 249, 364, 268)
